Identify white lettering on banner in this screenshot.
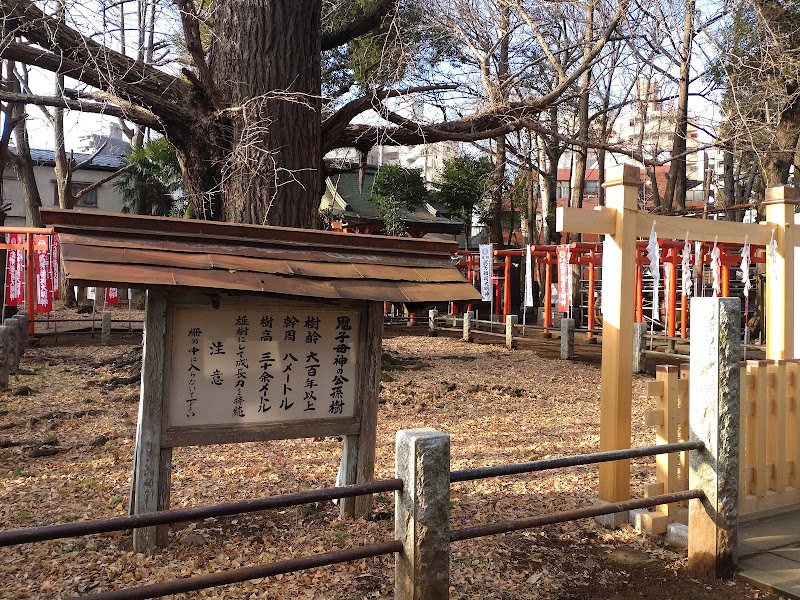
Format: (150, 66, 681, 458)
(557, 245, 571, 313)
(479, 244, 493, 302)
(168, 306, 360, 427)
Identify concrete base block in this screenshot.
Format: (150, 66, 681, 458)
(628, 508, 649, 531)
(592, 498, 629, 529)
(667, 523, 689, 547)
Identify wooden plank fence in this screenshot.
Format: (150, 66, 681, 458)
(643, 359, 800, 533)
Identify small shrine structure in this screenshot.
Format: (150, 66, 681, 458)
(40, 208, 480, 550)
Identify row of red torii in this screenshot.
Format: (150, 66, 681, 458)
(454, 238, 763, 342)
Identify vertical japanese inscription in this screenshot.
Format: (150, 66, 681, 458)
(330, 315, 352, 414)
(169, 305, 360, 427)
(186, 327, 202, 417)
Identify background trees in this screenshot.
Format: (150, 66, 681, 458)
(1, 0, 799, 235)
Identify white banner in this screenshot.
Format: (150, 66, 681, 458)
(646, 222, 660, 321)
(524, 245, 534, 307)
(479, 244, 493, 302)
(86, 286, 96, 300)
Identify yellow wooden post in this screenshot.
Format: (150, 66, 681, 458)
(765, 186, 798, 361)
(598, 164, 640, 502)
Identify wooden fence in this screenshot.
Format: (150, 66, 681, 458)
(643, 359, 800, 533)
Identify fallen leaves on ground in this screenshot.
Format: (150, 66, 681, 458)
(0, 322, 785, 599)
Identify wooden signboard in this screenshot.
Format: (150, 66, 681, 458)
(132, 292, 383, 550)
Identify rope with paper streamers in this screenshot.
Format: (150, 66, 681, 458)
(741, 235, 751, 358)
(682, 233, 693, 299)
(710, 236, 721, 297)
(646, 220, 660, 322)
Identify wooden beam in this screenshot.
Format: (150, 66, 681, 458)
(598, 164, 639, 503)
(557, 206, 617, 236)
(635, 213, 775, 246)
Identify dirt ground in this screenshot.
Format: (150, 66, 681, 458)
(0, 312, 787, 599)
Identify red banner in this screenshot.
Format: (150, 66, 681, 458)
(105, 287, 119, 305)
(5, 233, 25, 307)
(556, 245, 571, 313)
(34, 235, 52, 313)
(51, 235, 60, 299)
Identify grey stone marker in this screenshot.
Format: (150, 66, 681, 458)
(4, 317, 20, 374)
(462, 312, 472, 342)
(0, 326, 11, 389)
(101, 311, 112, 344)
(633, 322, 648, 373)
(560, 317, 575, 359)
(16, 313, 28, 351)
(428, 309, 439, 337)
(505, 315, 516, 349)
(688, 297, 739, 578)
(395, 428, 450, 600)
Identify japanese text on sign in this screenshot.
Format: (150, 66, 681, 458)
(557, 245, 571, 313)
(479, 244, 493, 302)
(168, 306, 360, 427)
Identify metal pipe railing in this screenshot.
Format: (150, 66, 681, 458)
(0, 478, 403, 547)
(450, 489, 705, 542)
(450, 441, 704, 483)
(79, 540, 404, 600)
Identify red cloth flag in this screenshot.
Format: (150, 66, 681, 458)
(5, 233, 25, 307)
(51, 235, 60, 299)
(105, 287, 119, 305)
(34, 235, 52, 313)
(556, 245, 571, 313)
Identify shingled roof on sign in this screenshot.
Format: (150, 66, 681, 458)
(40, 209, 481, 303)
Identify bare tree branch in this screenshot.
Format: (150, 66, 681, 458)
(321, 0, 396, 51)
(0, 90, 162, 129)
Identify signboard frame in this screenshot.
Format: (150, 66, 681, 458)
(159, 293, 372, 447)
(132, 291, 383, 549)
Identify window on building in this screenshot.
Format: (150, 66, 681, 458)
(585, 181, 599, 195)
(53, 182, 98, 208)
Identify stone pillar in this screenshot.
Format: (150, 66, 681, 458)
(428, 309, 438, 337)
(395, 428, 450, 600)
(16, 312, 28, 351)
(560, 318, 575, 359)
(633, 322, 648, 374)
(101, 311, 112, 344)
(505, 315, 516, 349)
(4, 317, 20, 374)
(688, 297, 740, 578)
(462, 312, 472, 342)
(0, 326, 11, 389)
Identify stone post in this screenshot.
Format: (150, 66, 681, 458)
(0, 326, 11, 389)
(4, 317, 20, 374)
(17, 312, 28, 351)
(395, 428, 450, 600)
(688, 297, 740, 578)
(101, 311, 112, 344)
(462, 312, 472, 342)
(428, 309, 439, 337)
(505, 315, 516, 349)
(560, 317, 575, 359)
(633, 322, 648, 374)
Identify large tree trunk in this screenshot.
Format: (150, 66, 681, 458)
(8, 77, 42, 227)
(488, 135, 506, 247)
(570, 2, 594, 212)
(180, 0, 324, 227)
(662, 0, 694, 212)
(762, 87, 800, 187)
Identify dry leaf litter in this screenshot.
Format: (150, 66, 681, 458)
(0, 314, 786, 599)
